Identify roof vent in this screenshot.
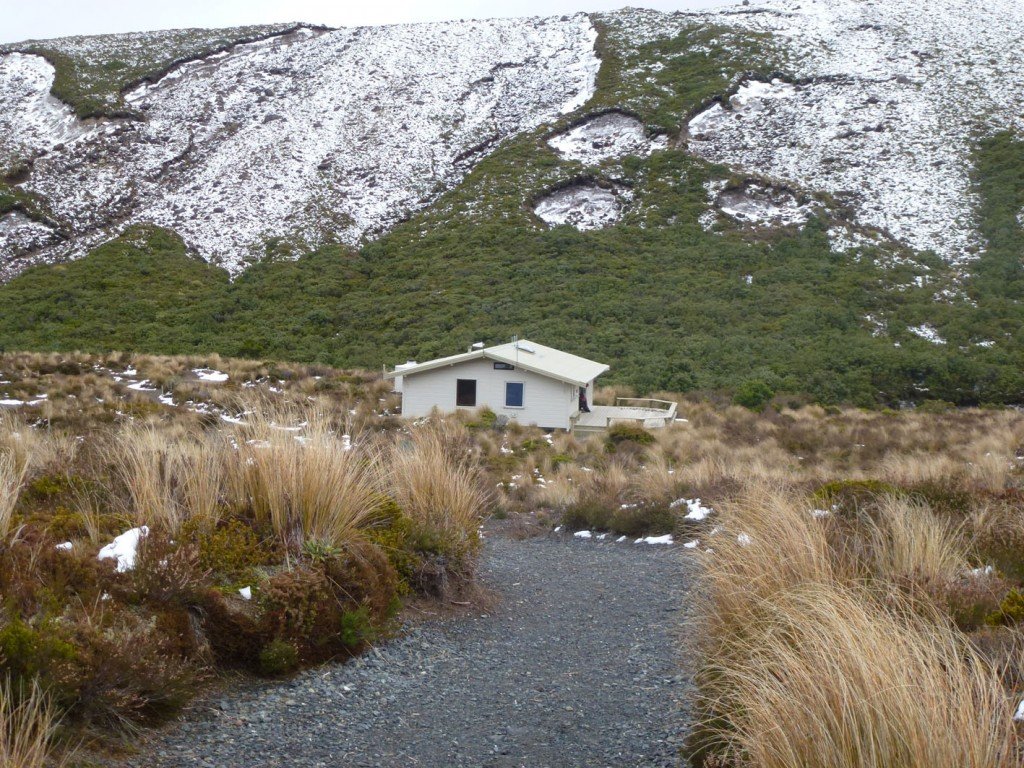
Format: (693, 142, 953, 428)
(515, 341, 536, 353)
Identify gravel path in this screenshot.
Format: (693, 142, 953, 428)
(123, 531, 695, 768)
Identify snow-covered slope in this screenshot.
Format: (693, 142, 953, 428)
(1, 0, 1022, 277)
(0, 17, 598, 275)
(686, 0, 1024, 264)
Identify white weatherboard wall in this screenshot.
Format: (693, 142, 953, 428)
(401, 358, 576, 429)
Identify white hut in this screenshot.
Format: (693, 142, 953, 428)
(384, 339, 676, 433)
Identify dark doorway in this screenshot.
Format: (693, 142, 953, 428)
(456, 379, 477, 407)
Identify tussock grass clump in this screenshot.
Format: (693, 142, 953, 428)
(0, 452, 27, 541)
(699, 485, 839, 644)
(234, 420, 381, 551)
(863, 495, 967, 589)
(691, 485, 1022, 766)
(385, 424, 490, 577)
(701, 584, 1018, 768)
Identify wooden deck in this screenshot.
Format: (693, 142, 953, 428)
(572, 398, 678, 435)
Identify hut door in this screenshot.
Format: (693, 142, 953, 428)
(456, 379, 477, 407)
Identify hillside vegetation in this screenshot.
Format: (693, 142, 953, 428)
(0, 17, 1023, 406)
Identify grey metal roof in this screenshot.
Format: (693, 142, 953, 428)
(384, 340, 609, 387)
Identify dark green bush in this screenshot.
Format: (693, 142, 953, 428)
(193, 518, 275, 587)
(734, 379, 775, 410)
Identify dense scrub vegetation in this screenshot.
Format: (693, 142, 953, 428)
(1, 23, 1022, 407)
(0, 352, 490, 762)
(2, 351, 1024, 763)
(0, 24, 298, 118)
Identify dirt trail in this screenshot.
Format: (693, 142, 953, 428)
(121, 531, 694, 768)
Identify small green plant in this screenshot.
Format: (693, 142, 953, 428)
(339, 606, 375, 650)
(302, 539, 342, 564)
(258, 639, 299, 676)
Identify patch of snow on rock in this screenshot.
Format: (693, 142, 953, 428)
(717, 183, 816, 227)
(534, 183, 625, 230)
(0, 212, 58, 260)
(573, 530, 593, 539)
(548, 111, 667, 165)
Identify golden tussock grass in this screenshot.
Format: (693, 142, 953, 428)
(386, 425, 491, 556)
(0, 679, 72, 768)
(863, 495, 968, 587)
(695, 485, 1021, 767)
(704, 583, 1018, 768)
(0, 452, 27, 541)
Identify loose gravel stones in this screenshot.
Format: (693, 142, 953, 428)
(118, 531, 695, 767)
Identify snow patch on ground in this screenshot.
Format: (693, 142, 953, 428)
(98, 526, 149, 572)
(0, 53, 92, 170)
(635, 534, 674, 545)
(193, 368, 229, 382)
(828, 224, 885, 254)
(547, 111, 667, 165)
(908, 323, 946, 344)
(534, 183, 626, 230)
(671, 497, 714, 521)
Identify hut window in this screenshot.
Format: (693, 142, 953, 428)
(456, 379, 477, 407)
(505, 382, 525, 408)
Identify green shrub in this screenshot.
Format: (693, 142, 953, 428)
(605, 423, 656, 448)
(258, 639, 299, 676)
(339, 606, 375, 650)
(609, 504, 677, 537)
(562, 500, 614, 533)
(987, 588, 1024, 626)
(734, 379, 775, 410)
(192, 519, 274, 587)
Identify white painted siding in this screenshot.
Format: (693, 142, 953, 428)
(401, 358, 576, 429)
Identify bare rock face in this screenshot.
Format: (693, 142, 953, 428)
(0, 17, 601, 275)
(534, 182, 627, 230)
(547, 111, 666, 165)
